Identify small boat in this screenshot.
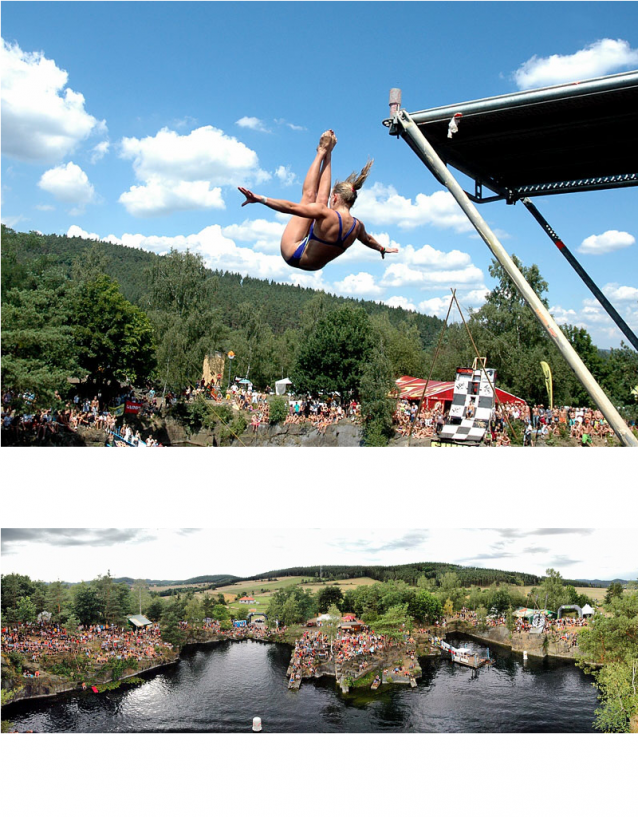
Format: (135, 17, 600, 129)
(371, 675, 381, 691)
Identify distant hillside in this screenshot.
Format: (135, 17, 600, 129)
(13, 230, 443, 349)
(241, 562, 545, 588)
(112, 574, 240, 587)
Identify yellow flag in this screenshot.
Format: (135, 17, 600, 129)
(540, 361, 553, 409)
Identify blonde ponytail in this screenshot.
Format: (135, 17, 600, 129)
(333, 158, 374, 206)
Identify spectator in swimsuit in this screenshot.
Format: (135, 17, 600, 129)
(238, 130, 398, 270)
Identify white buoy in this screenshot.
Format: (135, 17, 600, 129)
(252, 716, 262, 732)
(523, 651, 528, 661)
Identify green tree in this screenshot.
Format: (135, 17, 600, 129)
(292, 306, 377, 398)
(371, 604, 413, 643)
(95, 572, 125, 625)
(282, 595, 303, 625)
(317, 585, 344, 613)
(160, 611, 185, 648)
(269, 396, 289, 425)
(577, 592, 638, 732)
(72, 583, 101, 625)
(408, 589, 443, 624)
(146, 250, 219, 391)
(359, 346, 395, 446)
(605, 582, 625, 606)
(15, 596, 37, 625)
(1, 265, 82, 406)
(45, 581, 71, 623)
(184, 597, 205, 632)
(146, 598, 164, 622)
(72, 259, 155, 391)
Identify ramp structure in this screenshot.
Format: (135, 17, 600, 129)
(385, 72, 638, 447)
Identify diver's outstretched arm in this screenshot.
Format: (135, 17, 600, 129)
(356, 221, 399, 258)
(238, 187, 327, 220)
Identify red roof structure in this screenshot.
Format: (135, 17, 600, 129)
(395, 376, 526, 407)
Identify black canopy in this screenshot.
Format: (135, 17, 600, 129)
(387, 71, 638, 201)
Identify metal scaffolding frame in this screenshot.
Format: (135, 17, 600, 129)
(385, 77, 637, 446)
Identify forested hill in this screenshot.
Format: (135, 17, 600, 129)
(6, 229, 443, 347)
(244, 562, 545, 588)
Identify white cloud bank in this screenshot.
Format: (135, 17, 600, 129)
(355, 183, 472, 232)
(38, 162, 96, 208)
(118, 125, 270, 217)
(551, 284, 638, 345)
(334, 272, 383, 297)
(578, 230, 635, 255)
(1, 38, 103, 162)
(514, 38, 638, 90)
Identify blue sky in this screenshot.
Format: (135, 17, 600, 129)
(2, 1, 637, 347)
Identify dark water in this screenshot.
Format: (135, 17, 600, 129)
(4, 636, 599, 732)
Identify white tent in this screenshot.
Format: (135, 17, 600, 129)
(275, 377, 293, 396)
(582, 604, 595, 617)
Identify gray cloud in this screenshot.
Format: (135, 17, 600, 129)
(527, 529, 594, 537)
(548, 555, 583, 568)
(383, 531, 430, 551)
(458, 552, 514, 562)
(1, 528, 157, 553)
(523, 546, 550, 554)
(328, 531, 430, 554)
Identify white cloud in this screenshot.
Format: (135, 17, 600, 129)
(274, 119, 306, 132)
(90, 140, 110, 164)
(288, 270, 332, 291)
(119, 180, 225, 218)
(38, 162, 96, 206)
(355, 183, 471, 232)
(67, 223, 290, 281)
(35, 204, 55, 211)
(222, 218, 284, 253)
(382, 261, 483, 289)
(603, 284, 638, 303)
(1, 38, 103, 162)
(418, 295, 453, 319)
(514, 39, 638, 90)
(550, 305, 580, 325)
(334, 272, 383, 297)
(578, 230, 635, 255)
(384, 295, 416, 311)
(275, 165, 297, 187)
(1, 214, 27, 229)
(118, 125, 270, 217)
(236, 116, 271, 133)
(68, 225, 100, 241)
(461, 287, 491, 309)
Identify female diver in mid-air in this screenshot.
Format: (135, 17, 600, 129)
(238, 130, 398, 271)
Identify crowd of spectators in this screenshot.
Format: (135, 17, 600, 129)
(3, 378, 629, 447)
(1, 622, 170, 668)
(283, 397, 361, 434)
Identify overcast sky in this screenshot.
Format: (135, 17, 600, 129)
(1, 527, 635, 584)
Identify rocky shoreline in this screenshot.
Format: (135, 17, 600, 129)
(1, 621, 587, 712)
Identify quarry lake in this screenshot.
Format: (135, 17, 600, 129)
(6, 637, 599, 732)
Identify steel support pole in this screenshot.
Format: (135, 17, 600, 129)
(522, 197, 638, 352)
(391, 107, 637, 447)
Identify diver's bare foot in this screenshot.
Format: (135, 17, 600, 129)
(318, 130, 337, 152)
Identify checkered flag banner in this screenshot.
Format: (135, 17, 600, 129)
(438, 365, 496, 444)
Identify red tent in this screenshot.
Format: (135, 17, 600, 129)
(395, 376, 526, 407)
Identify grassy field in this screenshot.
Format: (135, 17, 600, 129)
(194, 575, 380, 617)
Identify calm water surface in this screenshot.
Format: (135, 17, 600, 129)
(5, 637, 599, 732)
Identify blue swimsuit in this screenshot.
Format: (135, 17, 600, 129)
(286, 211, 358, 268)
